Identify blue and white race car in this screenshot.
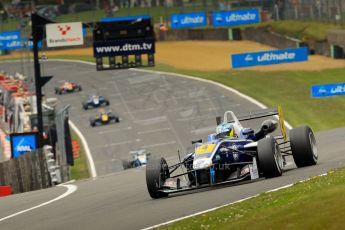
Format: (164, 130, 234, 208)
(82, 94, 110, 110)
(146, 107, 318, 199)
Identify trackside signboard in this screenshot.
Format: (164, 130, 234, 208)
(93, 38, 155, 57)
(101, 15, 150, 22)
(46, 22, 84, 48)
(0, 31, 42, 50)
(212, 9, 260, 27)
(10, 132, 38, 158)
(170, 12, 207, 29)
(311, 82, 345, 98)
(231, 47, 308, 68)
(0, 31, 21, 50)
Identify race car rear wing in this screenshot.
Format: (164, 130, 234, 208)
(235, 107, 279, 122)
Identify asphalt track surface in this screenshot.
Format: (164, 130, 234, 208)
(0, 61, 344, 230)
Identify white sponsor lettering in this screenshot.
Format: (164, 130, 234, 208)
(257, 52, 296, 62)
(0, 35, 20, 41)
(95, 43, 153, 54)
(226, 13, 256, 22)
(46, 22, 84, 48)
(17, 145, 32, 152)
(330, 85, 345, 94)
(181, 16, 204, 24)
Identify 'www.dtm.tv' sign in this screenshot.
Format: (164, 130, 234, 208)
(231, 47, 308, 69)
(212, 9, 260, 27)
(170, 12, 207, 29)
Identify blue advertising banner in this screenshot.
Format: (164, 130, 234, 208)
(170, 12, 207, 29)
(10, 132, 38, 158)
(212, 9, 260, 27)
(0, 31, 42, 50)
(311, 82, 345, 98)
(231, 47, 309, 69)
(93, 38, 155, 57)
(0, 31, 21, 50)
(101, 15, 150, 22)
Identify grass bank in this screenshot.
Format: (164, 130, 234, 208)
(259, 20, 345, 41)
(70, 130, 90, 180)
(158, 168, 345, 230)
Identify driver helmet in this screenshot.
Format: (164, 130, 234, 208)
(216, 123, 236, 138)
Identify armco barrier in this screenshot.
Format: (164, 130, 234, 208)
(0, 149, 51, 194)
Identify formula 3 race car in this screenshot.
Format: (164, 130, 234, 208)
(82, 94, 110, 110)
(122, 149, 151, 169)
(55, 81, 82, 94)
(90, 110, 119, 127)
(146, 107, 318, 199)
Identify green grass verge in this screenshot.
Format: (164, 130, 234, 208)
(70, 130, 90, 180)
(258, 20, 345, 41)
(158, 168, 345, 230)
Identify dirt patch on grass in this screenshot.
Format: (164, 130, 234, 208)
(1, 41, 344, 71)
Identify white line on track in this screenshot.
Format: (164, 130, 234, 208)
(0, 184, 77, 222)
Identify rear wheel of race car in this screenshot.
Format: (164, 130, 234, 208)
(83, 104, 88, 110)
(78, 86, 82, 91)
(146, 157, 170, 199)
(258, 137, 283, 178)
(290, 126, 318, 167)
(105, 101, 110, 106)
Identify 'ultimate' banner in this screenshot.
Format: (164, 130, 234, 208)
(231, 47, 309, 69)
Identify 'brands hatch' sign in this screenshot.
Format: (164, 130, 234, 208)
(46, 22, 84, 48)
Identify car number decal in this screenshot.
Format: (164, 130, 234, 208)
(195, 144, 216, 155)
(101, 115, 109, 121)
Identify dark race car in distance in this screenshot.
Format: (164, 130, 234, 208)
(55, 81, 82, 94)
(90, 110, 119, 127)
(82, 94, 110, 110)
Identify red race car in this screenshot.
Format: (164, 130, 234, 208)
(55, 81, 82, 94)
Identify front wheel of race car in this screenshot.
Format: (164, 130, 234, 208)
(146, 157, 170, 199)
(290, 126, 318, 167)
(258, 137, 283, 178)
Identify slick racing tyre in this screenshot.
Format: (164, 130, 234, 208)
(258, 136, 283, 178)
(290, 126, 318, 167)
(146, 157, 170, 199)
